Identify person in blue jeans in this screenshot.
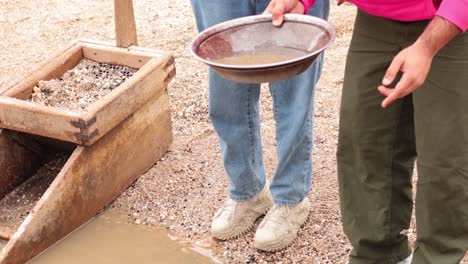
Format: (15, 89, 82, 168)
(190, 0, 329, 251)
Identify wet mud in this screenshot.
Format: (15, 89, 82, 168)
(28, 209, 217, 264)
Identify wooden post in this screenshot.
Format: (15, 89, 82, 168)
(114, 0, 138, 48)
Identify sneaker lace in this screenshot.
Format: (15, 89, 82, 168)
(219, 199, 238, 219)
(264, 205, 290, 225)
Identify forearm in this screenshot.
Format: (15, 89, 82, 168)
(415, 16, 461, 57)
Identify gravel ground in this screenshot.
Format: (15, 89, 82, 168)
(0, 1, 466, 263)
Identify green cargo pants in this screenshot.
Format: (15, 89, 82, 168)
(337, 10, 468, 264)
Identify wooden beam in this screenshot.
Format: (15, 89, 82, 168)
(114, 0, 138, 48)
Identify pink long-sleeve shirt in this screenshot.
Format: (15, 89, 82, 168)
(301, 0, 468, 32)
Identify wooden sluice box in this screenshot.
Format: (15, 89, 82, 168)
(0, 2, 175, 263)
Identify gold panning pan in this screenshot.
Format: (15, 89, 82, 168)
(191, 14, 336, 84)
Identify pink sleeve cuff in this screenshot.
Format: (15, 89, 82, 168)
(300, 0, 317, 14)
(436, 0, 468, 32)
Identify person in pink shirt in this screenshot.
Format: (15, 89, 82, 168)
(266, 0, 468, 263)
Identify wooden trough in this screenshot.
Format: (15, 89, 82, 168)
(0, 1, 175, 263)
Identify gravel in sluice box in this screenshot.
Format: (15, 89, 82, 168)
(29, 59, 138, 112)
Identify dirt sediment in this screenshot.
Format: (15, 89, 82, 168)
(0, 154, 68, 235)
(28, 59, 137, 112)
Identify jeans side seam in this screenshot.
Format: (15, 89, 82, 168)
(247, 85, 254, 166)
(247, 84, 260, 192)
(302, 116, 312, 199)
(271, 87, 281, 140)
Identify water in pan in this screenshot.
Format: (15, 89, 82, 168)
(211, 47, 308, 66)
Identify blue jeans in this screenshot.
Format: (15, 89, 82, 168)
(191, 0, 329, 206)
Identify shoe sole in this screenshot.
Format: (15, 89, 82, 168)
(212, 201, 272, 241)
(212, 223, 254, 241)
(254, 211, 310, 252)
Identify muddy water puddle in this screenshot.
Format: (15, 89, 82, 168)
(212, 47, 308, 65)
(28, 209, 216, 264)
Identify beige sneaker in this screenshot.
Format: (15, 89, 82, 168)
(211, 184, 273, 240)
(254, 197, 310, 251)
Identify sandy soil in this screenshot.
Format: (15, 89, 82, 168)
(0, 1, 466, 263)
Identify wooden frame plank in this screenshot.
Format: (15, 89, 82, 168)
(0, 40, 81, 96)
(77, 39, 166, 56)
(80, 54, 175, 145)
(128, 45, 166, 56)
(0, 97, 81, 144)
(82, 43, 150, 68)
(1, 45, 83, 100)
(0, 40, 175, 146)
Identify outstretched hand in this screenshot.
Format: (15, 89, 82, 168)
(264, 0, 304, 27)
(377, 42, 434, 108)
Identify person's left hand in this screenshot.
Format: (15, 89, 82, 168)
(377, 42, 435, 108)
(264, 0, 304, 27)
